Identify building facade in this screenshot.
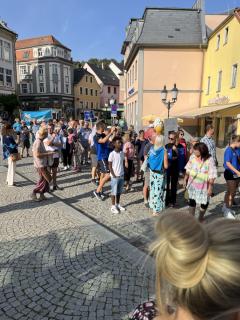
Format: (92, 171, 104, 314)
(84, 63, 119, 108)
(121, 4, 208, 132)
(0, 20, 17, 96)
(74, 68, 101, 118)
(16, 35, 74, 118)
(200, 9, 240, 146)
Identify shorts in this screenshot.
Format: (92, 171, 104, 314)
(91, 153, 98, 168)
(111, 177, 124, 196)
(144, 171, 150, 187)
(224, 169, 239, 181)
(51, 158, 60, 168)
(98, 160, 110, 174)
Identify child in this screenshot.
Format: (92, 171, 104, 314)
(108, 136, 126, 213)
(123, 132, 135, 191)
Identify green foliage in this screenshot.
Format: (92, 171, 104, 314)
(0, 94, 19, 113)
(73, 58, 124, 70)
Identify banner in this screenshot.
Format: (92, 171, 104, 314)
(21, 110, 52, 123)
(84, 111, 95, 121)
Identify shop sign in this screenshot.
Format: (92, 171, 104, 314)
(208, 95, 230, 105)
(128, 88, 135, 96)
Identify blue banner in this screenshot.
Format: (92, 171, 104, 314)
(84, 111, 95, 121)
(21, 110, 52, 123)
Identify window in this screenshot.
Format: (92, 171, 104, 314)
(91, 102, 94, 109)
(90, 76, 93, 83)
(0, 67, 4, 86)
(53, 83, 58, 93)
(217, 70, 222, 92)
(86, 76, 88, 82)
(20, 65, 27, 75)
(6, 69, 12, 86)
(216, 35, 220, 50)
(85, 88, 88, 95)
(96, 102, 98, 108)
(135, 60, 137, 80)
(65, 84, 69, 94)
(114, 87, 117, 94)
(39, 82, 45, 93)
(64, 66, 69, 75)
(95, 90, 98, 96)
(52, 64, 58, 74)
(90, 89, 93, 96)
(21, 83, 28, 94)
(23, 51, 29, 59)
(206, 76, 211, 95)
(0, 40, 2, 59)
(3, 41, 10, 61)
(224, 27, 229, 45)
(45, 47, 51, 56)
(38, 65, 44, 75)
(38, 48, 43, 57)
(65, 76, 69, 83)
(86, 101, 89, 108)
(29, 83, 32, 93)
(52, 47, 57, 56)
(108, 86, 111, 94)
(80, 87, 83, 94)
(231, 64, 238, 88)
(80, 101, 83, 108)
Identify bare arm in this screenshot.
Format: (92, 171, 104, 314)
(226, 161, 240, 176)
(164, 150, 168, 170)
(108, 162, 116, 178)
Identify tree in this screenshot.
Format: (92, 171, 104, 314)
(0, 94, 19, 114)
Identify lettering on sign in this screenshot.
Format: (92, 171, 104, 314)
(208, 95, 230, 105)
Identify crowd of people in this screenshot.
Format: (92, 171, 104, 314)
(1, 116, 240, 220)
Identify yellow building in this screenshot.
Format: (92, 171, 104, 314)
(74, 68, 101, 119)
(200, 9, 240, 146)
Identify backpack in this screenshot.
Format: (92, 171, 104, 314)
(148, 146, 164, 172)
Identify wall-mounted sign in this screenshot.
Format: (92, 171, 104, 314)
(208, 95, 230, 105)
(128, 88, 135, 96)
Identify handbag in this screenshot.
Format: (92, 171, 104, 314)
(11, 153, 21, 161)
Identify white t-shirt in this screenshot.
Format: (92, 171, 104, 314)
(44, 134, 61, 159)
(108, 150, 124, 177)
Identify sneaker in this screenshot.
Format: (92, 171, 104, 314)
(100, 192, 106, 200)
(30, 193, 40, 202)
(117, 204, 126, 212)
(39, 194, 47, 201)
(52, 185, 63, 191)
(111, 206, 119, 214)
(93, 191, 102, 201)
(224, 209, 236, 220)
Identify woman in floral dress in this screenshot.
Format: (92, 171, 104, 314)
(183, 142, 217, 222)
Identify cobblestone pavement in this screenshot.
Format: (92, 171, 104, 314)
(0, 151, 239, 320)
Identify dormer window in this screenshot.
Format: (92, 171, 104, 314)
(224, 27, 229, 45)
(38, 48, 43, 57)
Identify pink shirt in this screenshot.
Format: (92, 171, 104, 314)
(123, 142, 135, 160)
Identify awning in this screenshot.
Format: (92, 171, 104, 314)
(176, 103, 240, 118)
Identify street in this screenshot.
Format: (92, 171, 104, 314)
(0, 154, 239, 320)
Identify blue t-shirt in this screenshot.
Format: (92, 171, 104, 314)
(94, 133, 109, 161)
(13, 122, 22, 132)
(224, 146, 240, 173)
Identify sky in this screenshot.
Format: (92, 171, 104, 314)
(1, 0, 239, 62)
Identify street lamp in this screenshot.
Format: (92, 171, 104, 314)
(161, 84, 179, 119)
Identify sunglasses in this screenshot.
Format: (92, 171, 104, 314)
(169, 137, 175, 141)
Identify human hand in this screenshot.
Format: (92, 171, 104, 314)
(207, 186, 213, 196)
(125, 161, 128, 169)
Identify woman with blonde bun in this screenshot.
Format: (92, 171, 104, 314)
(130, 213, 240, 320)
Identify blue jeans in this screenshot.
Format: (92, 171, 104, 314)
(111, 177, 124, 196)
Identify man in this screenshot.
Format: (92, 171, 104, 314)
(93, 121, 115, 200)
(0, 117, 4, 146)
(201, 125, 217, 166)
(165, 131, 179, 207)
(79, 121, 92, 164)
(31, 119, 40, 144)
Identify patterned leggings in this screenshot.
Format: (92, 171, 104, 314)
(149, 171, 166, 213)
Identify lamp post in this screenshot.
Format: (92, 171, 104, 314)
(160, 84, 179, 119)
(109, 96, 115, 125)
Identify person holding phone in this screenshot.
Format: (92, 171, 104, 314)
(222, 135, 240, 219)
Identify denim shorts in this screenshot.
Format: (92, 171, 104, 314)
(111, 176, 124, 196)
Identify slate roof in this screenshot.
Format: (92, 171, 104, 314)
(0, 20, 17, 36)
(137, 8, 204, 46)
(88, 64, 119, 86)
(16, 35, 70, 51)
(74, 68, 95, 85)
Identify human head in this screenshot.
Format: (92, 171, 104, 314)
(123, 132, 131, 143)
(48, 124, 54, 134)
(190, 137, 200, 147)
(193, 142, 210, 161)
(33, 118, 37, 124)
(149, 133, 157, 145)
(2, 123, 12, 136)
(129, 125, 134, 131)
(38, 127, 48, 140)
(96, 121, 106, 134)
(154, 135, 164, 149)
(139, 130, 145, 139)
(15, 118, 20, 123)
(178, 129, 184, 139)
(84, 121, 89, 128)
(151, 213, 240, 320)
(206, 124, 214, 137)
(230, 135, 240, 148)
(112, 136, 123, 151)
(68, 128, 74, 135)
(169, 131, 177, 144)
(80, 119, 85, 127)
(54, 126, 61, 134)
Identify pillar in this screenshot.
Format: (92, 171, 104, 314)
(218, 117, 225, 147)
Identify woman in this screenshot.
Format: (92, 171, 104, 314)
(148, 135, 168, 216)
(2, 123, 19, 187)
(222, 135, 240, 219)
(135, 130, 147, 181)
(123, 132, 135, 191)
(20, 125, 30, 157)
(130, 213, 240, 320)
(31, 127, 53, 201)
(184, 142, 217, 222)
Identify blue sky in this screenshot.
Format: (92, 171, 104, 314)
(1, 0, 239, 61)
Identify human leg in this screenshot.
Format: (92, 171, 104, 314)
(188, 199, 196, 216)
